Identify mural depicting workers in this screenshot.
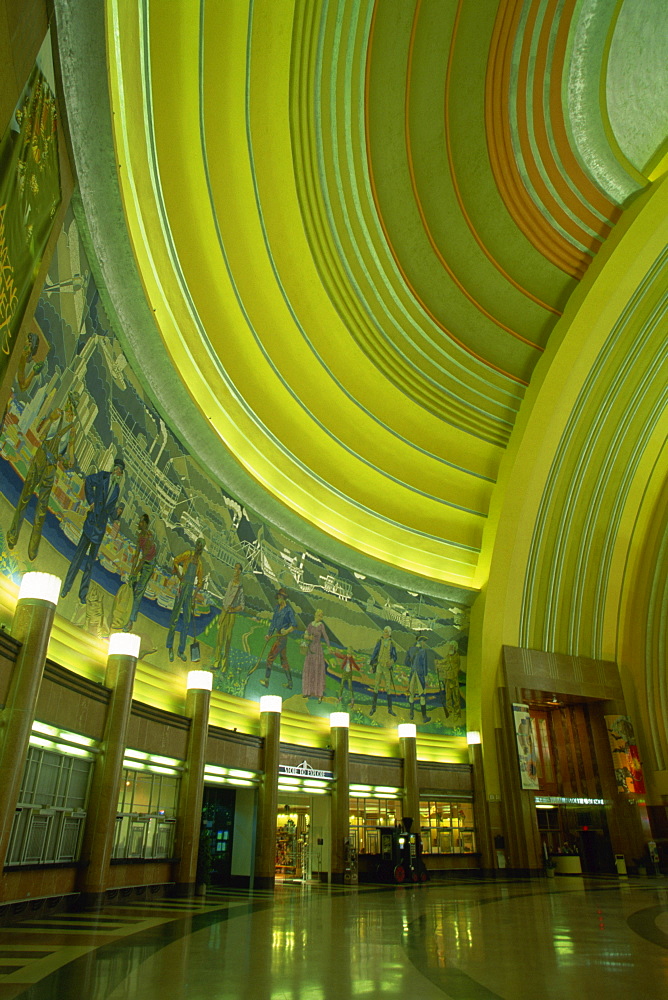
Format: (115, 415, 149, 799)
(166, 537, 205, 662)
(126, 513, 157, 630)
(260, 587, 298, 690)
(333, 645, 361, 708)
(436, 639, 461, 719)
(214, 561, 245, 672)
(61, 456, 125, 602)
(301, 608, 329, 702)
(405, 634, 431, 724)
(370, 626, 397, 717)
(6, 392, 77, 560)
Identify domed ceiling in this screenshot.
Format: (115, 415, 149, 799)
(56, 0, 666, 593)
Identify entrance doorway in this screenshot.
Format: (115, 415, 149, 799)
(202, 786, 235, 885)
(276, 800, 310, 881)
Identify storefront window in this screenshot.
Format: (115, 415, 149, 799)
(348, 797, 402, 854)
(419, 800, 476, 854)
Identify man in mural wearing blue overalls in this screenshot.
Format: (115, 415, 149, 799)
(167, 537, 205, 662)
(61, 456, 125, 603)
(260, 587, 297, 690)
(405, 633, 431, 724)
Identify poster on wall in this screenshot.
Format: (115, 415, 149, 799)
(512, 703, 539, 790)
(0, 44, 61, 384)
(605, 715, 645, 794)
(0, 205, 472, 736)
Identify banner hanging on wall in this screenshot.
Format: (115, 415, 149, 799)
(605, 715, 645, 794)
(512, 703, 539, 790)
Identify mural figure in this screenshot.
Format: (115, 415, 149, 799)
(334, 646, 361, 708)
(61, 456, 125, 602)
(437, 639, 461, 719)
(370, 626, 397, 717)
(7, 392, 77, 560)
(15, 330, 44, 392)
(301, 608, 329, 702)
(260, 587, 297, 690)
(166, 537, 205, 662)
(126, 513, 157, 630)
(214, 561, 245, 672)
(405, 634, 431, 724)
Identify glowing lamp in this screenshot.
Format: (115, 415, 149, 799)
(259, 695, 282, 713)
(186, 670, 213, 691)
(398, 723, 417, 739)
(18, 572, 61, 605)
(329, 712, 350, 728)
(108, 632, 141, 658)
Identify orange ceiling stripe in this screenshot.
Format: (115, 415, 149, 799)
(525, 0, 610, 249)
(513, 0, 591, 269)
(404, 0, 544, 350)
(445, 0, 560, 318)
(365, 0, 529, 388)
(485, 0, 585, 278)
(548, 0, 622, 226)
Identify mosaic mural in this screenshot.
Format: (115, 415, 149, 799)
(0, 207, 470, 734)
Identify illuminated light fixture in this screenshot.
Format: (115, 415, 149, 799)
(536, 804, 556, 810)
(329, 712, 349, 728)
(259, 695, 282, 713)
(203, 765, 259, 786)
(18, 571, 61, 605)
(32, 722, 96, 747)
(108, 632, 141, 658)
(186, 670, 213, 691)
(350, 784, 373, 793)
(28, 734, 94, 759)
(398, 723, 417, 739)
(466, 731, 482, 745)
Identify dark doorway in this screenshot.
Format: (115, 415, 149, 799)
(202, 786, 236, 885)
(573, 808, 615, 874)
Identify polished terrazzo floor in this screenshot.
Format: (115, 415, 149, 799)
(0, 875, 667, 999)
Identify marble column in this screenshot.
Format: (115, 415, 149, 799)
(254, 695, 281, 890)
(78, 632, 140, 908)
(399, 723, 420, 827)
(330, 713, 350, 884)
(467, 731, 495, 872)
(0, 573, 60, 870)
(172, 670, 212, 896)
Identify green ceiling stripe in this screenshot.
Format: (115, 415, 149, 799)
(520, 246, 668, 651)
(201, 0, 488, 547)
(646, 518, 668, 769)
(563, 0, 642, 204)
(508, 0, 597, 256)
(592, 396, 667, 656)
(521, 249, 663, 642)
(539, 0, 612, 229)
(574, 338, 668, 652)
(315, 0, 522, 428)
(598, 0, 649, 187)
(550, 282, 668, 650)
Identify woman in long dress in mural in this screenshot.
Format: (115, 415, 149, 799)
(301, 608, 329, 702)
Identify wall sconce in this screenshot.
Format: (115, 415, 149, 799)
(329, 712, 350, 728)
(186, 669, 213, 691)
(18, 571, 61, 605)
(259, 694, 282, 713)
(466, 731, 482, 745)
(398, 723, 417, 739)
(108, 632, 141, 658)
